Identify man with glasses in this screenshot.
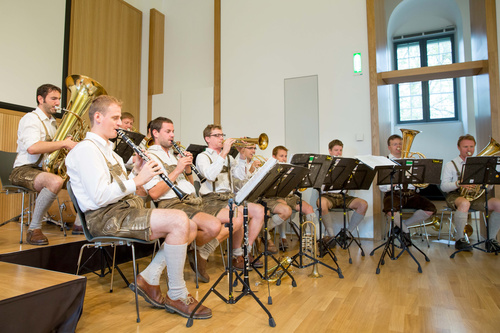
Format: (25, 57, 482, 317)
(195, 124, 265, 270)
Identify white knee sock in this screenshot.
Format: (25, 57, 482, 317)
(348, 212, 364, 232)
(140, 242, 166, 285)
(268, 214, 284, 230)
(404, 209, 431, 228)
(31, 188, 57, 229)
(454, 211, 468, 239)
(322, 213, 335, 237)
(488, 211, 500, 240)
(198, 238, 219, 260)
(164, 243, 189, 300)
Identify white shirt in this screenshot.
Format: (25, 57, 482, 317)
(378, 153, 416, 192)
(66, 132, 136, 213)
(14, 107, 57, 168)
(144, 145, 196, 200)
(195, 148, 246, 195)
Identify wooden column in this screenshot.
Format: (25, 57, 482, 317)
(214, 0, 221, 125)
(148, 8, 165, 125)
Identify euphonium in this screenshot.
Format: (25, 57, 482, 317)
(43, 75, 107, 180)
(460, 137, 500, 201)
(400, 128, 428, 189)
(224, 133, 269, 150)
(301, 220, 322, 278)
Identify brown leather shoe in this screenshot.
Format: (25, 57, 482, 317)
(187, 249, 210, 283)
(72, 224, 84, 235)
(165, 294, 212, 319)
(266, 237, 278, 254)
(129, 274, 166, 308)
(232, 255, 247, 271)
(280, 238, 289, 251)
(249, 253, 263, 268)
(26, 229, 48, 245)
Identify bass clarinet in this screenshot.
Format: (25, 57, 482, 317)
(171, 141, 207, 183)
(116, 129, 188, 201)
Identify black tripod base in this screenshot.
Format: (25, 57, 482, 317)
(290, 249, 344, 279)
(334, 228, 365, 264)
(450, 238, 500, 258)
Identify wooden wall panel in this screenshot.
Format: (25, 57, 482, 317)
(68, 0, 142, 123)
(148, 8, 165, 123)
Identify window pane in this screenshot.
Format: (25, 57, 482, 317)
(397, 42, 421, 70)
(398, 82, 423, 121)
(429, 79, 455, 119)
(427, 38, 453, 66)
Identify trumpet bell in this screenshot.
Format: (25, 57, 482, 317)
(230, 133, 269, 150)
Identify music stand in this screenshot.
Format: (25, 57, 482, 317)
(289, 154, 344, 278)
(371, 158, 441, 273)
(113, 130, 145, 162)
(450, 156, 500, 258)
(187, 160, 279, 328)
(323, 158, 376, 263)
(242, 163, 309, 289)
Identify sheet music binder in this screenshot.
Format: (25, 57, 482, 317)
(290, 153, 333, 189)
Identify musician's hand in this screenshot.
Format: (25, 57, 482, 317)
(252, 160, 262, 169)
(183, 151, 193, 158)
(63, 136, 77, 150)
(459, 184, 476, 190)
(221, 138, 235, 157)
(134, 159, 162, 186)
(176, 156, 192, 170)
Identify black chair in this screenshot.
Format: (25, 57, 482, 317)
(67, 182, 157, 323)
(0, 150, 36, 243)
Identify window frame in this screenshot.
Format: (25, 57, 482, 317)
(394, 33, 459, 124)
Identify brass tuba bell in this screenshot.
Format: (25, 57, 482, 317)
(43, 75, 107, 180)
(400, 128, 428, 189)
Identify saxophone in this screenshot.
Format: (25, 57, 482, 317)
(43, 75, 107, 180)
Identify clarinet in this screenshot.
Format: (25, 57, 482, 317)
(116, 129, 188, 201)
(171, 141, 207, 183)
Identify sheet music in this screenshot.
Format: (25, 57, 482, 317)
(355, 155, 397, 169)
(235, 157, 278, 205)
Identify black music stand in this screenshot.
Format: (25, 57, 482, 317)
(186, 199, 275, 328)
(371, 158, 442, 273)
(289, 154, 344, 278)
(113, 130, 145, 162)
(323, 158, 376, 263)
(450, 156, 500, 258)
(243, 163, 309, 289)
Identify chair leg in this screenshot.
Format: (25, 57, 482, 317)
(193, 241, 199, 288)
(448, 211, 454, 246)
(110, 244, 117, 292)
(76, 244, 90, 275)
(131, 243, 140, 323)
(20, 191, 25, 244)
(56, 196, 67, 237)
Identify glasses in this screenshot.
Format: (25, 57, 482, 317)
(210, 133, 226, 138)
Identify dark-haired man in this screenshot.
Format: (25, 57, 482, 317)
(10, 84, 77, 245)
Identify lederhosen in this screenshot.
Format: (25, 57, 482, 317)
(149, 152, 203, 218)
(83, 141, 152, 240)
(10, 113, 53, 191)
(200, 153, 234, 216)
(445, 160, 485, 211)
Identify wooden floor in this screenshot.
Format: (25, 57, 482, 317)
(1, 221, 499, 332)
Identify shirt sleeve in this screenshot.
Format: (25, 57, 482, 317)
(18, 114, 45, 150)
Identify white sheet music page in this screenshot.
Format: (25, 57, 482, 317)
(235, 157, 278, 205)
(355, 155, 397, 169)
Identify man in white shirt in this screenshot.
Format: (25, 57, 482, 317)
(120, 112, 135, 131)
(144, 117, 233, 283)
(9, 84, 77, 245)
(440, 134, 500, 251)
(379, 134, 436, 246)
(317, 140, 368, 244)
(66, 96, 211, 319)
(196, 124, 265, 270)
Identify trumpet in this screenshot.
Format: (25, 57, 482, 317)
(171, 141, 207, 183)
(116, 129, 188, 201)
(224, 133, 269, 150)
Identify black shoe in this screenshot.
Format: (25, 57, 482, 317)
(455, 238, 472, 251)
(485, 239, 500, 252)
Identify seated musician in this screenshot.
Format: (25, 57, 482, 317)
(236, 144, 292, 253)
(317, 140, 368, 243)
(143, 117, 235, 283)
(9, 84, 78, 245)
(65, 96, 211, 319)
(272, 145, 319, 250)
(120, 112, 135, 131)
(195, 125, 265, 270)
(379, 134, 436, 246)
(440, 134, 500, 251)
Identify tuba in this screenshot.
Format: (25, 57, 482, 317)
(43, 75, 107, 180)
(400, 128, 428, 188)
(460, 138, 500, 201)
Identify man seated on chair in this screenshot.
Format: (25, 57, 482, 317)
(440, 134, 500, 251)
(317, 140, 368, 244)
(272, 145, 320, 250)
(120, 112, 135, 131)
(379, 134, 436, 246)
(235, 143, 292, 254)
(65, 96, 211, 319)
(9, 84, 79, 245)
(195, 124, 265, 270)
(143, 116, 237, 283)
